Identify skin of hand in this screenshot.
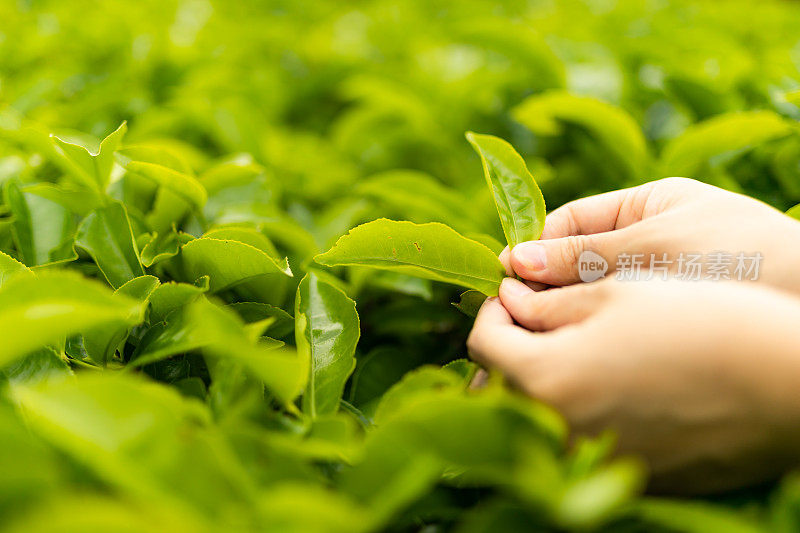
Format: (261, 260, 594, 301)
(467, 276, 800, 494)
(499, 177, 800, 293)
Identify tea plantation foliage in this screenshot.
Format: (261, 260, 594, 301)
(1, 0, 800, 531)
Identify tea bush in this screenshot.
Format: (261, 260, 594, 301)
(1, 0, 800, 531)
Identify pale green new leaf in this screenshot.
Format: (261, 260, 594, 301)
(126, 161, 208, 210)
(5, 181, 77, 267)
(0, 250, 31, 288)
(181, 234, 292, 295)
(315, 219, 505, 296)
(295, 273, 360, 418)
(75, 202, 144, 289)
(466, 132, 546, 247)
(51, 121, 126, 192)
(0, 271, 145, 368)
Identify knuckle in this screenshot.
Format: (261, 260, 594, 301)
(559, 235, 588, 270)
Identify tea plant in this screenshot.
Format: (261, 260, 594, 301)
(1, 0, 800, 531)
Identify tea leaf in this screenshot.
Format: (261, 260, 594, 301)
(181, 234, 292, 294)
(0, 271, 145, 368)
(660, 111, 794, 178)
(296, 273, 360, 418)
(75, 202, 144, 288)
(466, 132, 546, 247)
(51, 121, 126, 192)
(126, 161, 208, 210)
(316, 219, 505, 296)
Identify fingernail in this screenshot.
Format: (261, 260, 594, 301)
(512, 242, 547, 271)
(501, 277, 531, 298)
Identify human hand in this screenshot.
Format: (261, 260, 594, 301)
(467, 276, 800, 494)
(500, 177, 800, 293)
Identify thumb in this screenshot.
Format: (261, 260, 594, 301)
(509, 229, 633, 285)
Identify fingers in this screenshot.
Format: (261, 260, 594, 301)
(509, 228, 633, 286)
(498, 277, 607, 331)
(467, 297, 559, 377)
(540, 187, 642, 240)
(469, 369, 489, 390)
(499, 247, 514, 276)
(499, 246, 551, 291)
(467, 296, 586, 402)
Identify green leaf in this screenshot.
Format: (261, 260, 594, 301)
(138, 230, 187, 267)
(295, 273, 360, 418)
(255, 483, 369, 533)
(0, 346, 72, 386)
(181, 234, 292, 295)
(75, 201, 144, 288)
(466, 132, 546, 247)
(0, 271, 145, 368)
(555, 459, 644, 529)
(636, 499, 767, 533)
(4, 181, 77, 267)
(3, 495, 203, 533)
(452, 290, 486, 317)
(315, 219, 505, 296)
(659, 111, 794, 178)
(786, 204, 800, 221)
(373, 366, 467, 425)
(512, 90, 649, 180)
(51, 121, 126, 192)
(20, 183, 102, 216)
(185, 298, 307, 405)
(11, 373, 255, 512)
(0, 250, 31, 288)
(202, 226, 280, 256)
(148, 278, 209, 323)
(82, 275, 161, 364)
(361, 270, 434, 301)
(115, 274, 161, 301)
(348, 346, 423, 416)
(229, 302, 294, 338)
(126, 161, 208, 210)
(465, 232, 505, 255)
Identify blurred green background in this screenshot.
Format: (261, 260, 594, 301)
(3, 0, 799, 214)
